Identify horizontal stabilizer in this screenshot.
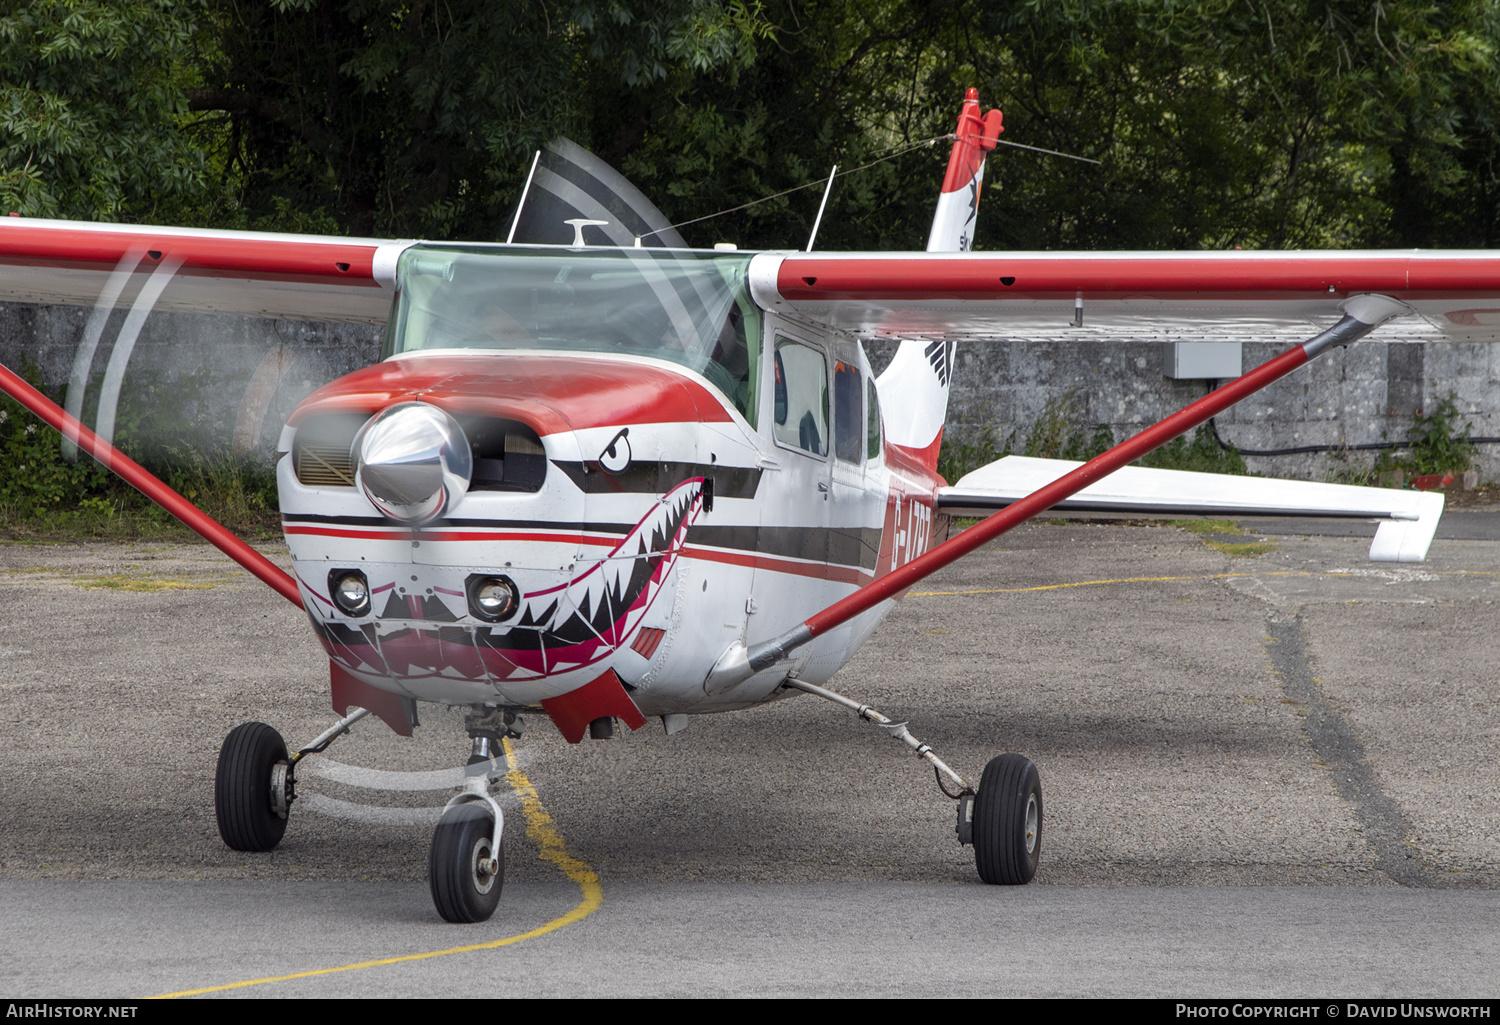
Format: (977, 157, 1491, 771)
(937, 455, 1444, 563)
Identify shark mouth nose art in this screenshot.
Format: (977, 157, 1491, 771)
(308, 477, 706, 685)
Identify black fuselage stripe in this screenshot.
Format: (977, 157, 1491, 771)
(283, 516, 881, 571)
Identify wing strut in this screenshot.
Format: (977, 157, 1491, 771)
(708, 294, 1411, 690)
(0, 361, 303, 606)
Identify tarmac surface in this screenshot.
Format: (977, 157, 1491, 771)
(2, 511, 1499, 997)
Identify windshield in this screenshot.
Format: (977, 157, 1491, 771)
(383, 245, 762, 425)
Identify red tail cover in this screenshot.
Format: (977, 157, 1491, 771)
(939, 88, 1004, 195)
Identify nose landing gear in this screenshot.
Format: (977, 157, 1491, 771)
(429, 802, 504, 923)
(424, 708, 526, 923)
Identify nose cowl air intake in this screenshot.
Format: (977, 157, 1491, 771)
(354, 402, 473, 524)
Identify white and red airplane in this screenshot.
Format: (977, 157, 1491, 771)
(1, 89, 1495, 922)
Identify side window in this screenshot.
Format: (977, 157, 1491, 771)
(866, 378, 882, 461)
(773, 337, 829, 456)
(833, 360, 862, 463)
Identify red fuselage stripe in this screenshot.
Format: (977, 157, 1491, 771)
(682, 545, 873, 585)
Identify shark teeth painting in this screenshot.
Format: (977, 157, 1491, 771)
(311, 477, 706, 689)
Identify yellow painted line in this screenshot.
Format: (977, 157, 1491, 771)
(149, 737, 602, 999)
(909, 568, 1499, 597)
(910, 572, 1278, 596)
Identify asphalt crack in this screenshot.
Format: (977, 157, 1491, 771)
(1264, 614, 1435, 887)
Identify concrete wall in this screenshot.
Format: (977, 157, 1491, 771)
(0, 303, 382, 461)
(3, 301, 1497, 481)
(868, 338, 1500, 482)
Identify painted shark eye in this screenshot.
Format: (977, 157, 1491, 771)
(467, 575, 519, 623)
(597, 427, 631, 474)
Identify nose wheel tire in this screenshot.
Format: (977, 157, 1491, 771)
(972, 753, 1042, 885)
(430, 803, 504, 923)
(215, 722, 291, 852)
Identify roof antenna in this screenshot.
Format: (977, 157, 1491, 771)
(565, 218, 609, 247)
(805, 165, 838, 252)
(505, 151, 541, 244)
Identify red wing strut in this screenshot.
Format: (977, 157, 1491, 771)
(0, 362, 302, 606)
(707, 294, 1411, 689)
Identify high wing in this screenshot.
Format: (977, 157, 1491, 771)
(0, 216, 405, 323)
(747, 249, 1500, 345)
(741, 248, 1500, 569)
(4, 218, 1498, 575)
(10, 220, 1498, 339)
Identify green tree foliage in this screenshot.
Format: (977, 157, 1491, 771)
(1, 2, 1497, 247)
(0, 359, 108, 513)
(607, 0, 1500, 251)
(0, 0, 207, 221)
(185, 0, 771, 238)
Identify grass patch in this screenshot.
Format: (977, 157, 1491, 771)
(3, 565, 232, 590)
(1204, 540, 1276, 557)
(1171, 518, 1244, 536)
(71, 574, 222, 592)
(1373, 395, 1478, 478)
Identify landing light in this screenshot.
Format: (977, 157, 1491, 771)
(330, 569, 371, 617)
(467, 575, 519, 622)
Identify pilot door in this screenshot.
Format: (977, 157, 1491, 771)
(743, 325, 839, 650)
(828, 340, 884, 596)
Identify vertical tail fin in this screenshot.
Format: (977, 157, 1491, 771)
(878, 89, 1002, 473)
(926, 88, 1004, 253)
(882, 89, 1002, 474)
(875, 339, 955, 472)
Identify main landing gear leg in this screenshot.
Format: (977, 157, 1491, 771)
(781, 676, 1042, 885)
(213, 706, 372, 853)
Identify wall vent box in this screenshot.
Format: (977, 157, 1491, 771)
(1166, 342, 1242, 379)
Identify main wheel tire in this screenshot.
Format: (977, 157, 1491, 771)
(429, 803, 504, 923)
(973, 753, 1042, 885)
(215, 721, 290, 852)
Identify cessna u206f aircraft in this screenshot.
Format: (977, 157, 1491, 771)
(1, 89, 1495, 922)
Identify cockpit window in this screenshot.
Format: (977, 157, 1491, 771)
(382, 245, 762, 426)
(773, 337, 829, 457)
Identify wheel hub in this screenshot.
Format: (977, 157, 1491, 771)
(470, 838, 498, 894)
(268, 760, 293, 819)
